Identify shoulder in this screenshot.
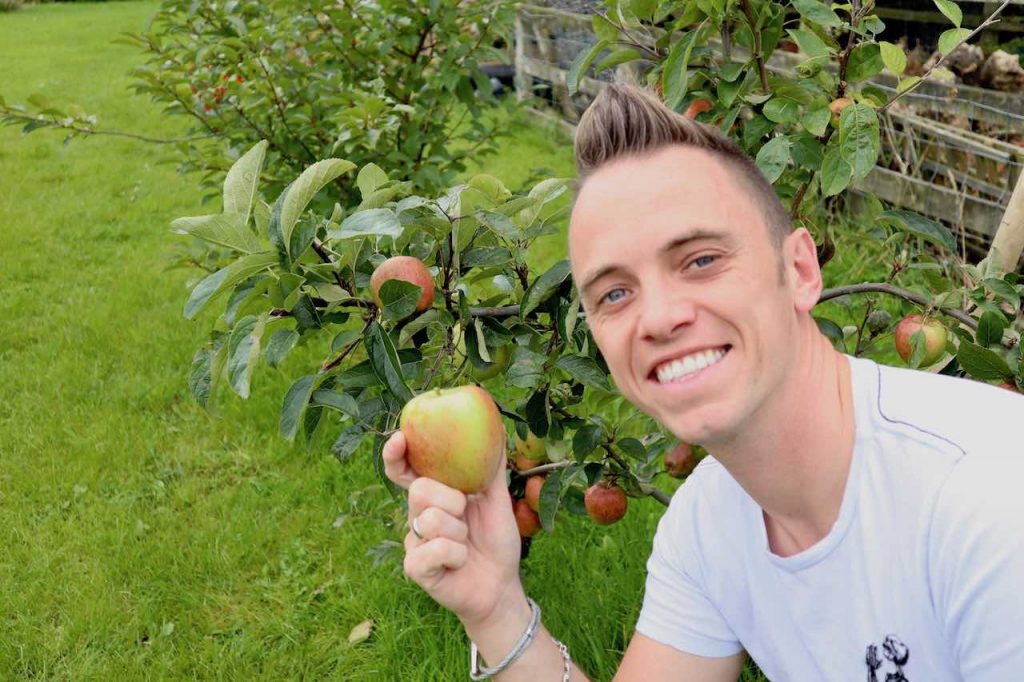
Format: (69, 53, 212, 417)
(858, 356, 1022, 457)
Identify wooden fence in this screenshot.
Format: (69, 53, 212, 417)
(514, 3, 1024, 251)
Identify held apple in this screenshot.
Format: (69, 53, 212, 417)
(513, 430, 547, 471)
(513, 498, 541, 537)
(584, 482, 628, 525)
(399, 385, 506, 494)
(664, 443, 699, 479)
(370, 255, 434, 313)
(894, 314, 948, 366)
(524, 475, 545, 512)
(998, 382, 1019, 393)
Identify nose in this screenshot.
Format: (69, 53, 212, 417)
(636, 285, 697, 341)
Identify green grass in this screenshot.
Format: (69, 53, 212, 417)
(0, 3, 681, 680)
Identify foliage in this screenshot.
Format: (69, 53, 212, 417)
(1, 0, 514, 204)
(0, 0, 23, 12)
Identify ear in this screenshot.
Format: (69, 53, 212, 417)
(784, 228, 823, 314)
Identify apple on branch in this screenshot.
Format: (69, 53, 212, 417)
(894, 314, 948, 367)
(370, 255, 435, 314)
(585, 481, 628, 525)
(513, 430, 547, 472)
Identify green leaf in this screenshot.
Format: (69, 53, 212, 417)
(938, 28, 970, 56)
(662, 30, 701, 111)
(755, 135, 792, 183)
(538, 469, 564, 533)
(567, 39, 608, 95)
(280, 375, 317, 441)
(790, 0, 841, 27)
(520, 260, 571, 318)
(802, 106, 831, 136)
(188, 336, 226, 410)
(957, 341, 1013, 381)
(171, 213, 261, 254)
(878, 210, 957, 252)
(820, 141, 852, 196)
(227, 314, 266, 399)
(507, 346, 547, 390)
(838, 104, 880, 180)
(572, 424, 602, 461)
(815, 316, 845, 347)
(377, 279, 422, 321)
(311, 388, 360, 418)
(595, 48, 643, 75)
(222, 140, 267, 229)
(332, 425, 366, 462)
(846, 43, 884, 82)
(976, 311, 1007, 347)
(364, 322, 413, 404)
(357, 163, 388, 200)
(265, 328, 299, 368)
(762, 97, 800, 124)
(279, 158, 356, 257)
(932, 0, 963, 27)
(555, 355, 611, 391)
(897, 76, 922, 93)
(399, 309, 442, 346)
(461, 246, 513, 268)
(328, 208, 403, 240)
(592, 14, 619, 42)
(628, 0, 659, 20)
(183, 252, 278, 320)
(617, 437, 646, 459)
(878, 41, 907, 75)
(787, 27, 831, 60)
(983, 277, 1021, 311)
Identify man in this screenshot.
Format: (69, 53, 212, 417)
(383, 84, 1024, 680)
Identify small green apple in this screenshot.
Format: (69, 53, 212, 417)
(513, 431, 547, 471)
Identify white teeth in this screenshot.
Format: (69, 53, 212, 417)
(655, 348, 727, 383)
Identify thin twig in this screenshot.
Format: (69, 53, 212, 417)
(1, 111, 216, 144)
(818, 282, 978, 330)
(878, 0, 1013, 114)
(739, 0, 770, 91)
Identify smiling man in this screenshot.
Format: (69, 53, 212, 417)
(382, 84, 1024, 681)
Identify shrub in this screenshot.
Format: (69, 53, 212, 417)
(126, 0, 515, 204)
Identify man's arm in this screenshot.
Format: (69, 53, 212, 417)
(615, 633, 746, 681)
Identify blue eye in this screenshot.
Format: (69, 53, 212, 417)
(692, 255, 715, 268)
(603, 288, 626, 304)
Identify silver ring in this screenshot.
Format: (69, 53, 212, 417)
(411, 515, 425, 540)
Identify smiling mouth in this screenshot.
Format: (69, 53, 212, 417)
(652, 346, 731, 384)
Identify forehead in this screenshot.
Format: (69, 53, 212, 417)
(568, 145, 762, 269)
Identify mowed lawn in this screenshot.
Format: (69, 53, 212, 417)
(0, 3, 709, 680)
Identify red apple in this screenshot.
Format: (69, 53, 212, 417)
(370, 255, 434, 313)
(998, 382, 1019, 393)
(684, 98, 713, 120)
(399, 385, 506, 494)
(894, 314, 947, 366)
(829, 97, 854, 127)
(524, 475, 545, 512)
(513, 431, 547, 471)
(664, 443, 698, 478)
(513, 498, 541, 537)
(584, 482, 628, 525)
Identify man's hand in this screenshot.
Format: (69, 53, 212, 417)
(383, 430, 526, 629)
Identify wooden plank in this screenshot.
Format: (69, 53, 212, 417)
(874, 5, 1024, 30)
(854, 166, 1008, 239)
(519, 55, 605, 98)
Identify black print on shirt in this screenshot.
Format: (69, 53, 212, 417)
(865, 634, 910, 681)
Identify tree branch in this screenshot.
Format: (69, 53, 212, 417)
(739, 0, 770, 91)
(818, 282, 978, 330)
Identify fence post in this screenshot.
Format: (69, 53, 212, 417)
(989, 169, 1024, 273)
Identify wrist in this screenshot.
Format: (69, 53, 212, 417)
(460, 586, 533, 667)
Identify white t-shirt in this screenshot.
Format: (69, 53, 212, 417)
(636, 354, 1024, 681)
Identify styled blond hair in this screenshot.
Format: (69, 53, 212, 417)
(574, 83, 792, 248)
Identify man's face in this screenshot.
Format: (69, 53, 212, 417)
(569, 145, 804, 446)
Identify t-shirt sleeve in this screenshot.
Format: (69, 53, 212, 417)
(635, 483, 743, 658)
(927, 450, 1024, 680)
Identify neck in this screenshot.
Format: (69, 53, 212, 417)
(707, 325, 856, 556)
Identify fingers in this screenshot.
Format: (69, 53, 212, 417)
(382, 431, 417, 490)
(403, 537, 469, 582)
(408, 476, 467, 520)
(409, 506, 469, 544)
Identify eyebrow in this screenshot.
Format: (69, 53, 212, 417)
(579, 228, 732, 299)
